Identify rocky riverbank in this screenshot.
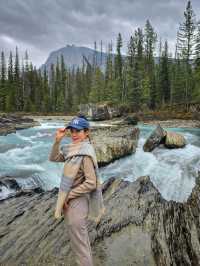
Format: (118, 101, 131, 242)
(2, 113, 199, 133)
(1, 114, 200, 265)
(142, 119, 200, 128)
(0, 172, 200, 265)
(0, 113, 40, 136)
(26, 114, 200, 128)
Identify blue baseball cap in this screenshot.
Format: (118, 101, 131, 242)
(65, 116, 90, 130)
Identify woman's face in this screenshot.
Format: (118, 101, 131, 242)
(69, 128, 89, 143)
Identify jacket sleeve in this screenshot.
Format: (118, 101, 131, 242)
(48, 140, 65, 162)
(67, 155, 97, 200)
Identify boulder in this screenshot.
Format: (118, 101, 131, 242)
(92, 104, 110, 120)
(143, 124, 166, 152)
(0, 114, 40, 136)
(79, 103, 121, 121)
(107, 105, 121, 119)
(1, 173, 200, 265)
(0, 177, 21, 191)
(164, 131, 186, 148)
(143, 124, 187, 152)
(91, 126, 140, 166)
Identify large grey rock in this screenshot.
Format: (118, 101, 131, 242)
(143, 124, 166, 152)
(91, 126, 140, 166)
(164, 131, 186, 148)
(79, 103, 121, 121)
(1, 173, 200, 265)
(143, 124, 187, 151)
(92, 104, 110, 120)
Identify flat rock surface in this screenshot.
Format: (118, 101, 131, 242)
(1, 173, 200, 266)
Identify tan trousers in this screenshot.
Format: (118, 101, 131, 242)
(64, 195, 93, 266)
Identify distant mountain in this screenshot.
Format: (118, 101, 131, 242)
(40, 44, 111, 72)
(40, 44, 165, 74)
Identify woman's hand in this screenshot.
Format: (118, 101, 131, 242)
(54, 209, 63, 219)
(55, 128, 67, 142)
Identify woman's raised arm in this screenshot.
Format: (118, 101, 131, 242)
(49, 128, 66, 162)
(48, 140, 66, 162)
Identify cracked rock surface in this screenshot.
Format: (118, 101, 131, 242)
(1, 173, 200, 266)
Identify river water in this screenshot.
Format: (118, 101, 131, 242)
(0, 120, 200, 202)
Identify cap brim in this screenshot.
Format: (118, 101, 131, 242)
(66, 125, 83, 130)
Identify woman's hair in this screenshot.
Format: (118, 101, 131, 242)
(77, 113, 88, 121)
(77, 113, 92, 144)
(83, 128, 92, 143)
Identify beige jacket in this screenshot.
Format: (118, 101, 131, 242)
(48, 140, 97, 201)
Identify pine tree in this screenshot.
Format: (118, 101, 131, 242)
(49, 63, 55, 112)
(29, 62, 36, 110)
(66, 69, 73, 112)
(42, 66, 51, 112)
(6, 51, 15, 112)
(89, 66, 104, 103)
(177, 0, 197, 109)
(127, 28, 144, 110)
(159, 41, 171, 105)
(55, 58, 61, 111)
(104, 42, 115, 101)
(171, 44, 186, 104)
(60, 54, 66, 112)
(35, 69, 43, 112)
(193, 22, 200, 102)
(156, 38, 163, 106)
(114, 33, 124, 102)
(126, 35, 136, 105)
(195, 22, 200, 67)
(14, 47, 24, 111)
(144, 20, 157, 109)
(23, 51, 31, 111)
(0, 51, 7, 111)
(177, 1, 196, 62)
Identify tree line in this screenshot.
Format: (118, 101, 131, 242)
(0, 0, 199, 114)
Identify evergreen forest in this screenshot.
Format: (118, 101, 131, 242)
(0, 1, 199, 114)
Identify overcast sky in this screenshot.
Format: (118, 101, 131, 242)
(0, 0, 200, 67)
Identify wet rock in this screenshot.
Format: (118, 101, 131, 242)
(0, 176, 45, 200)
(0, 177, 21, 191)
(1, 173, 200, 265)
(143, 124, 187, 152)
(143, 124, 166, 152)
(91, 126, 140, 166)
(0, 114, 40, 136)
(164, 131, 186, 148)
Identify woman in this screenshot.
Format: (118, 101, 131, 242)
(49, 115, 105, 266)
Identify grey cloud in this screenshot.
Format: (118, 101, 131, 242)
(0, 0, 199, 67)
